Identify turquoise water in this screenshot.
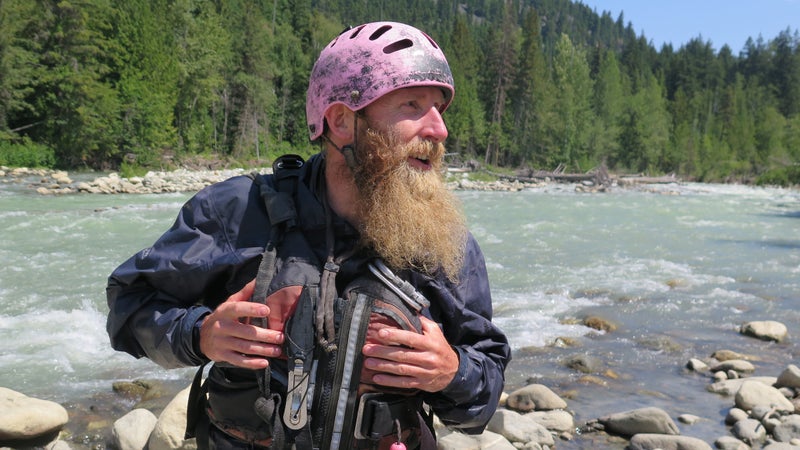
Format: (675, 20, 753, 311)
(1, 177, 798, 446)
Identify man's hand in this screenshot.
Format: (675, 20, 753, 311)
(361, 316, 459, 392)
(198, 280, 285, 369)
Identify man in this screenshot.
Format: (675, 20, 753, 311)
(106, 21, 510, 450)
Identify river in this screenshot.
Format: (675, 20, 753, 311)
(1, 175, 798, 448)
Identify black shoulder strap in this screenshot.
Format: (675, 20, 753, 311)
(250, 155, 310, 448)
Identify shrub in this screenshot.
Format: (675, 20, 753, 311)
(0, 139, 56, 168)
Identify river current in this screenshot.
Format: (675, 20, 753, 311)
(1, 175, 798, 447)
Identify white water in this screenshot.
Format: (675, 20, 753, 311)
(1, 177, 798, 447)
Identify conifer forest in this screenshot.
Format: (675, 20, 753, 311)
(1, 0, 799, 184)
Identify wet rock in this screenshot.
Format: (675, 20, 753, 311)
(678, 414, 703, 425)
(0, 387, 69, 443)
(563, 354, 601, 373)
(739, 320, 788, 342)
(505, 384, 567, 412)
(582, 315, 617, 332)
(598, 407, 680, 437)
(712, 349, 757, 362)
(710, 360, 756, 375)
(687, 358, 709, 372)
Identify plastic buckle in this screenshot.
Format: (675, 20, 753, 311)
(354, 393, 382, 440)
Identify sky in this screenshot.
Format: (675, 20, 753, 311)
(576, 0, 800, 52)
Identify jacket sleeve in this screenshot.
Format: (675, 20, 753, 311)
(421, 234, 511, 433)
(106, 176, 266, 369)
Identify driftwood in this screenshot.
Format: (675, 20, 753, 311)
(486, 165, 680, 187)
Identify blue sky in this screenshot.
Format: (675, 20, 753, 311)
(576, 0, 800, 53)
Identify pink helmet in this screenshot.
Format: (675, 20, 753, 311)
(306, 21, 455, 141)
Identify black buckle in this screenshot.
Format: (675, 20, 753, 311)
(273, 154, 304, 171)
(354, 394, 418, 441)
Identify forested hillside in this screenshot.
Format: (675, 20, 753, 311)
(1, 0, 798, 184)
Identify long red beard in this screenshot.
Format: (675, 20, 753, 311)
(349, 128, 467, 281)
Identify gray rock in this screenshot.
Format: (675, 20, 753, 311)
(148, 386, 196, 450)
(472, 430, 519, 450)
(777, 365, 800, 389)
(731, 418, 767, 446)
(708, 377, 778, 396)
(773, 415, 800, 443)
(437, 431, 482, 450)
(762, 443, 800, 450)
(735, 380, 795, 413)
(628, 433, 712, 450)
(678, 414, 703, 425)
(45, 440, 73, 450)
(598, 407, 680, 437)
(113, 409, 158, 450)
(714, 435, 751, 450)
(726, 408, 750, 425)
(710, 360, 756, 374)
(687, 358, 709, 372)
(740, 321, 789, 342)
(486, 409, 554, 446)
(524, 409, 574, 432)
(505, 384, 567, 412)
(0, 387, 69, 441)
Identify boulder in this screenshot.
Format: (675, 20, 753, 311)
(505, 384, 567, 412)
(148, 386, 196, 450)
(0, 387, 68, 443)
(735, 380, 794, 413)
(598, 407, 680, 437)
(739, 321, 788, 342)
(113, 409, 158, 450)
(628, 433, 713, 450)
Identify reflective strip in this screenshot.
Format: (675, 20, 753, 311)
(329, 292, 369, 450)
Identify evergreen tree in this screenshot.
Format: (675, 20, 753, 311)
(446, 15, 485, 158)
(26, 0, 122, 167)
(592, 48, 625, 166)
(550, 33, 594, 171)
(510, 7, 550, 167)
(112, 0, 180, 166)
(481, 0, 518, 166)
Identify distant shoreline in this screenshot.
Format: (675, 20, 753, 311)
(2, 165, 795, 196)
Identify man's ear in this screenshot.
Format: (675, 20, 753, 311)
(324, 104, 355, 141)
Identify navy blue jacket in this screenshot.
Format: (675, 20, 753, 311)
(106, 153, 510, 433)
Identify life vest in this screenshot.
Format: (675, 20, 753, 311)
(186, 155, 433, 450)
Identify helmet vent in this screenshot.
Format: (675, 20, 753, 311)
(369, 24, 392, 41)
(383, 39, 413, 54)
(420, 31, 439, 49)
(349, 25, 366, 40)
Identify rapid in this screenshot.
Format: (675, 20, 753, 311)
(1, 175, 798, 447)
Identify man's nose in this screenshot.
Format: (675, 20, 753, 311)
(420, 107, 448, 144)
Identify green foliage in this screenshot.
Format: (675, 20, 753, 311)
(755, 166, 800, 187)
(0, 138, 55, 168)
(0, 0, 797, 184)
(118, 160, 150, 179)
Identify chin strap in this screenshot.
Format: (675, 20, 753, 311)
(322, 108, 361, 171)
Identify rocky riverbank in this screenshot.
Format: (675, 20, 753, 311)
(0, 165, 560, 194)
(2, 320, 797, 450)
